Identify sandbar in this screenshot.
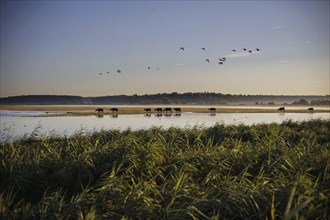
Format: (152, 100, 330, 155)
(0, 105, 329, 116)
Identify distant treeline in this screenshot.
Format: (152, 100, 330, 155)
(0, 93, 329, 105)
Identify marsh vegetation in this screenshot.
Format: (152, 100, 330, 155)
(1, 119, 329, 219)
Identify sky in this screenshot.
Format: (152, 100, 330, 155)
(1, 0, 329, 97)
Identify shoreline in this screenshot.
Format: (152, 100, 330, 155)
(1, 105, 329, 116)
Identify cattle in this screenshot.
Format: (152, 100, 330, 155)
(277, 107, 285, 111)
(208, 107, 216, 112)
(144, 108, 151, 112)
(163, 107, 172, 112)
(154, 108, 163, 112)
(110, 108, 118, 113)
(174, 108, 181, 113)
(95, 108, 104, 113)
(308, 107, 314, 111)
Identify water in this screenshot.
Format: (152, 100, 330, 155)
(1, 110, 329, 141)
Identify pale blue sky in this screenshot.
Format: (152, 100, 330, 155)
(1, 0, 329, 97)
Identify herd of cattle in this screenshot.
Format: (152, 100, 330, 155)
(95, 107, 314, 114)
(95, 107, 216, 114)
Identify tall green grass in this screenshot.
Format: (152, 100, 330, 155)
(1, 119, 329, 219)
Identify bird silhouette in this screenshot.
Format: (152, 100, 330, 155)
(243, 48, 247, 51)
(256, 48, 260, 51)
(156, 68, 160, 70)
(205, 59, 210, 63)
(222, 57, 226, 61)
(218, 62, 223, 65)
(232, 49, 236, 52)
(117, 69, 121, 73)
(147, 66, 151, 69)
(180, 47, 184, 51)
(99, 72, 102, 75)
(201, 48, 206, 51)
(248, 50, 252, 53)
(106, 72, 109, 74)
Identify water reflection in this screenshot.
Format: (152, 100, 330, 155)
(1, 111, 329, 141)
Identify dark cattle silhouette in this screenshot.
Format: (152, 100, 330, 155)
(232, 49, 236, 52)
(277, 107, 285, 111)
(208, 107, 216, 112)
(308, 107, 314, 111)
(174, 108, 181, 113)
(110, 108, 118, 113)
(144, 108, 151, 112)
(95, 108, 104, 113)
(163, 107, 172, 112)
(205, 59, 210, 63)
(154, 108, 163, 112)
(180, 47, 184, 51)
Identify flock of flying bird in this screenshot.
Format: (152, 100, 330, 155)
(179, 47, 261, 65)
(98, 47, 261, 75)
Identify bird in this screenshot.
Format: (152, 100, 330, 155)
(232, 49, 236, 52)
(106, 71, 109, 74)
(256, 48, 260, 51)
(205, 59, 210, 63)
(117, 69, 121, 73)
(201, 48, 206, 51)
(222, 57, 226, 61)
(147, 66, 151, 69)
(156, 68, 160, 70)
(99, 72, 102, 75)
(180, 47, 184, 51)
(243, 48, 247, 51)
(248, 50, 252, 53)
(218, 62, 223, 65)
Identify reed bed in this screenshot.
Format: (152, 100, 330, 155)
(0, 119, 329, 219)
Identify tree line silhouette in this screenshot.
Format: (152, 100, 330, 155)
(1, 93, 329, 105)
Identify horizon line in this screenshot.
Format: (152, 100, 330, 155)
(1, 92, 330, 99)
